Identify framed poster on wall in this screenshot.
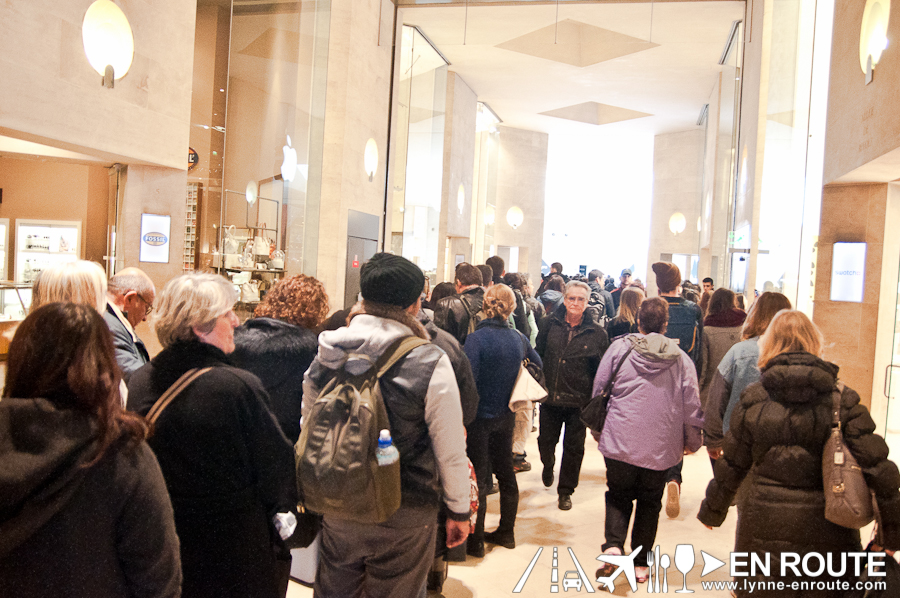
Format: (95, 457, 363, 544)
(830, 242, 866, 303)
(140, 214, 171, 263)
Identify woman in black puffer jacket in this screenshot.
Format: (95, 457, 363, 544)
(698, 310, 900, 597)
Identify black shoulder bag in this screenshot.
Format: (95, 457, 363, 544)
(580, 344, 635, 432)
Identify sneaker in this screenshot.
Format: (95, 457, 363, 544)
(558, 493, 572, 510)
(513, 460, 532, 473)
(542, 465, 554, 488)
(665, 480, 681, 518)
(487, 482, 499, 495)
(484, 529, 516, 549)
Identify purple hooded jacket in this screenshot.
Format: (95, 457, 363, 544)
(592, 333, 704, 470)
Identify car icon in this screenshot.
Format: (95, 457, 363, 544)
(562, 571, 582, 591)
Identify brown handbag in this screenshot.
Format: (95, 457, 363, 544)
(823, 382, 875, 529)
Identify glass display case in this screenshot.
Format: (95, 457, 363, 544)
(15, 219, 82, 283)
(0, 282, 31, 321)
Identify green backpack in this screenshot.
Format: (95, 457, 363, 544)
(295, 336, 429, 524)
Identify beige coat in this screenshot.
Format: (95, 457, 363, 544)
(699, 325, 743, 409)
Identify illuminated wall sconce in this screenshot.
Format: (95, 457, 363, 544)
(485, 207, 496, 226)
(245, 181, 258, 205)
(457, 184, 466, 214)
(860, 0, 891, 84)
(669, 212, 687, 235)
(82, 0, 134, 88)
(507, 206, 524, 229)
(364, 138, 378, 182)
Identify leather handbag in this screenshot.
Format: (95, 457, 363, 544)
(580, 344, 635, 432)
(823, 382, 875, 529)
(509, 333, 548, 412)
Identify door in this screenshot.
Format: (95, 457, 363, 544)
(883, 277, 900, 457)
(344, 237, 377, 309)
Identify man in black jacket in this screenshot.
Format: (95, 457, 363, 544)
(433, 263, 485, 345)
(536, 281, 609, 511)
(587, 269, 615, 323)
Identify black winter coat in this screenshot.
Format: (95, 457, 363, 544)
(128, 341, 296, 598)
(699, 352, 900, 596)
(232, 317, 318, 443)
(434, 287, 485, 345)
(0, 401, 181, 598)
(535, 306, 609, 408)
(419, 311, 480, 426)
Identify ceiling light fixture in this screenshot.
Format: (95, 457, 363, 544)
(82, 0, 134, 88)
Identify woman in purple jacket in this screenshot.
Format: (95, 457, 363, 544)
(591, 298, 703, 584)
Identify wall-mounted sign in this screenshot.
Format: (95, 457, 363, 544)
(830, 242, 866, 303)
(140, 213, 171, 263)
(188, 147, 199, 171)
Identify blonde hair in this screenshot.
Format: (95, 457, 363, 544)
(757, 309, 824, 369)
(483, 283, 516, 320)
(614, 287, 645, 326)
(154, 273, 237, 348)
(31, 260, 107, 313)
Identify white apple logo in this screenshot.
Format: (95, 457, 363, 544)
(281, 134, 298, 182)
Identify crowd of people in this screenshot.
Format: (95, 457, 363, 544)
(1, 254, 899, 598)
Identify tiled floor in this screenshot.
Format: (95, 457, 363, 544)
(288, 428, 742, 597)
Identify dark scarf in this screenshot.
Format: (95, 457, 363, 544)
(704, 307, 747, 328)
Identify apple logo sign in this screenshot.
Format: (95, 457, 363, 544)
(281, 134, 298, 182)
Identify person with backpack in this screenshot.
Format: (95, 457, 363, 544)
(587, 269, 616, 323)
(301, 253, 471, 598)
(433, 263, 486, 345)
(650, 261, 703, 519)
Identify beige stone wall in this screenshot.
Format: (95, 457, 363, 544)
(825, 0, 900, 183)
(0, 157, 109, 275)
(813, 183, 890, 408)
(0, 0, 196, 169)
(646, 129, 704, 294)
(493, 126, 548, 279)
(436, 73, 477, 282)
(316, 0, 394, 310)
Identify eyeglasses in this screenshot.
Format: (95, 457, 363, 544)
(136, 293, 154, 315)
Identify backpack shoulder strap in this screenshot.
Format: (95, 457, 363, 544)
(146, 367, 214, 425)
(374, 336, 431, 379)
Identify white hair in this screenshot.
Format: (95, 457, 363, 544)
(154, 273, 237, 348)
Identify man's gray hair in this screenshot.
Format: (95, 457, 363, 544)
(565, 280, 591, 297)
(108, 271, 155, 298)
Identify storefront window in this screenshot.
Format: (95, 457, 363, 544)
(189, 0, 330, 285)
(389, 26, 449, 280)
(752, 0, 819, 307)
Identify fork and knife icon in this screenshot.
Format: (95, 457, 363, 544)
(646, 547, 671, 593)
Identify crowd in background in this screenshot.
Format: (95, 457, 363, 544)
(1, 255, 899, 598)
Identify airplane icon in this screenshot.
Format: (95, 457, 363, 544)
(594, 545, 643, 592)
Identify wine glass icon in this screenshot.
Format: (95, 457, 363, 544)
(673, 544, 695, 593)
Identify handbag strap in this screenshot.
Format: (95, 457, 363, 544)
(831, 381, 846, 429)
(146, 367, 214, 425)
(603, 343, 635, 396)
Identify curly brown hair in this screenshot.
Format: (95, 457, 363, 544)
(253, 274, 330, 329)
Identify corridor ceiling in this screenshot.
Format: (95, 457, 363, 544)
(400, 1, 745, 136)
